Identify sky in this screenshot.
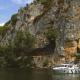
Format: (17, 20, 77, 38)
(0, 0, 33, 26)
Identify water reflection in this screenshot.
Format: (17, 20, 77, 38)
(52, 72, 80, 80)
(0, 69, 79, 80)
(0, 69, 52, 80)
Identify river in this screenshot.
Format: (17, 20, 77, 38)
(0, 68, 80, 80)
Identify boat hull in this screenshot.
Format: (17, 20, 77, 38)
(53, 69, 80, 74)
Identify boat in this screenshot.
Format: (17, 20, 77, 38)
(52, 63, 80, 73)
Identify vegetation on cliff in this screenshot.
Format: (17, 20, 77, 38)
(45, 28, 58, 40)
(36, 0, 52, 8)
(0, 13, 18, 37)
(0, 30, 36, 68)
(11, 14, 18, 25)
(0, 25, 10, 37)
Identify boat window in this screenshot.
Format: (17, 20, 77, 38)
(64, 65, 67, 67)
(55, 65, 66, 67)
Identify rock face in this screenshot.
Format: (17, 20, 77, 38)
(0, 0, 80, 68)
(54, 0, 80, 62)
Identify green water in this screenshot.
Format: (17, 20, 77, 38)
(0, 69, 80, 80)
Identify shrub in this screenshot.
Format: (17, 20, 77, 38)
(36, 0, 52, 8)
(4, 20, 11, 26)
(0, 25, 10, 36)
(45, 28, 58, 41)
(11, 14, 18, 25)
(14, 31, 35, 54)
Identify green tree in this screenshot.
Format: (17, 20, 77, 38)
(14, 31, 35, 55)
(45, 28, 58, 41)
(44, 28, 59, 53)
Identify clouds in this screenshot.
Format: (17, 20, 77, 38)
(0, 23, 5, 26)
(0, 0, 33, 24)
(11, 0, 33, 5)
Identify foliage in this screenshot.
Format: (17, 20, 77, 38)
(14, 31, 35, 49)
(18, 56, 34, 68)
(36, 0, 47, 3)
(11, 14, 18, 25)
(20, 7, 27, 13)
(0, 16, 13, 37)
(0, 19, 11, 37)
(36, 0, 52, 8)
(45, 28, 58, 41)
(43, 28, 58, 53)
(0, 25, 10, 36)
(4, 20, 11, 26)
(0, 30, 35, 57)
(0, 30, 36, 68)
(0, 14, 17, 37)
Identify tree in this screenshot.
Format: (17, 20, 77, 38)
(45, 28, 58, 41)
(14, 31, 35, 55)
(44, 28, 59, 53)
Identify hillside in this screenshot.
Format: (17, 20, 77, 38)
(0, 0, 80, 68)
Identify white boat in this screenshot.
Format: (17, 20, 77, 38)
(52, 64, 80, 73)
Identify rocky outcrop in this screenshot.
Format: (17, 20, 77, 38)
(0, 0, 80, 68)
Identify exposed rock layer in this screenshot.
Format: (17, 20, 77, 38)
(0, 0, 80, 68)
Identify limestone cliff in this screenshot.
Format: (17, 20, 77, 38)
(0, 0, 80, 68)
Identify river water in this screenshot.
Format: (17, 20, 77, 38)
(0, 68, 80, 80)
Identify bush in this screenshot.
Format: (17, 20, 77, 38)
(11, 14, 18, 25)
(14, 31, 35, 54)
(45, 28, 58, 41)
(14, 31, 35, 48)
(0, 25, 10, 36)
(36, 0, 47, 3)
(20, 7, 26, 13)
(36, 0, 52, 8)
(4, 20, 11, 26)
